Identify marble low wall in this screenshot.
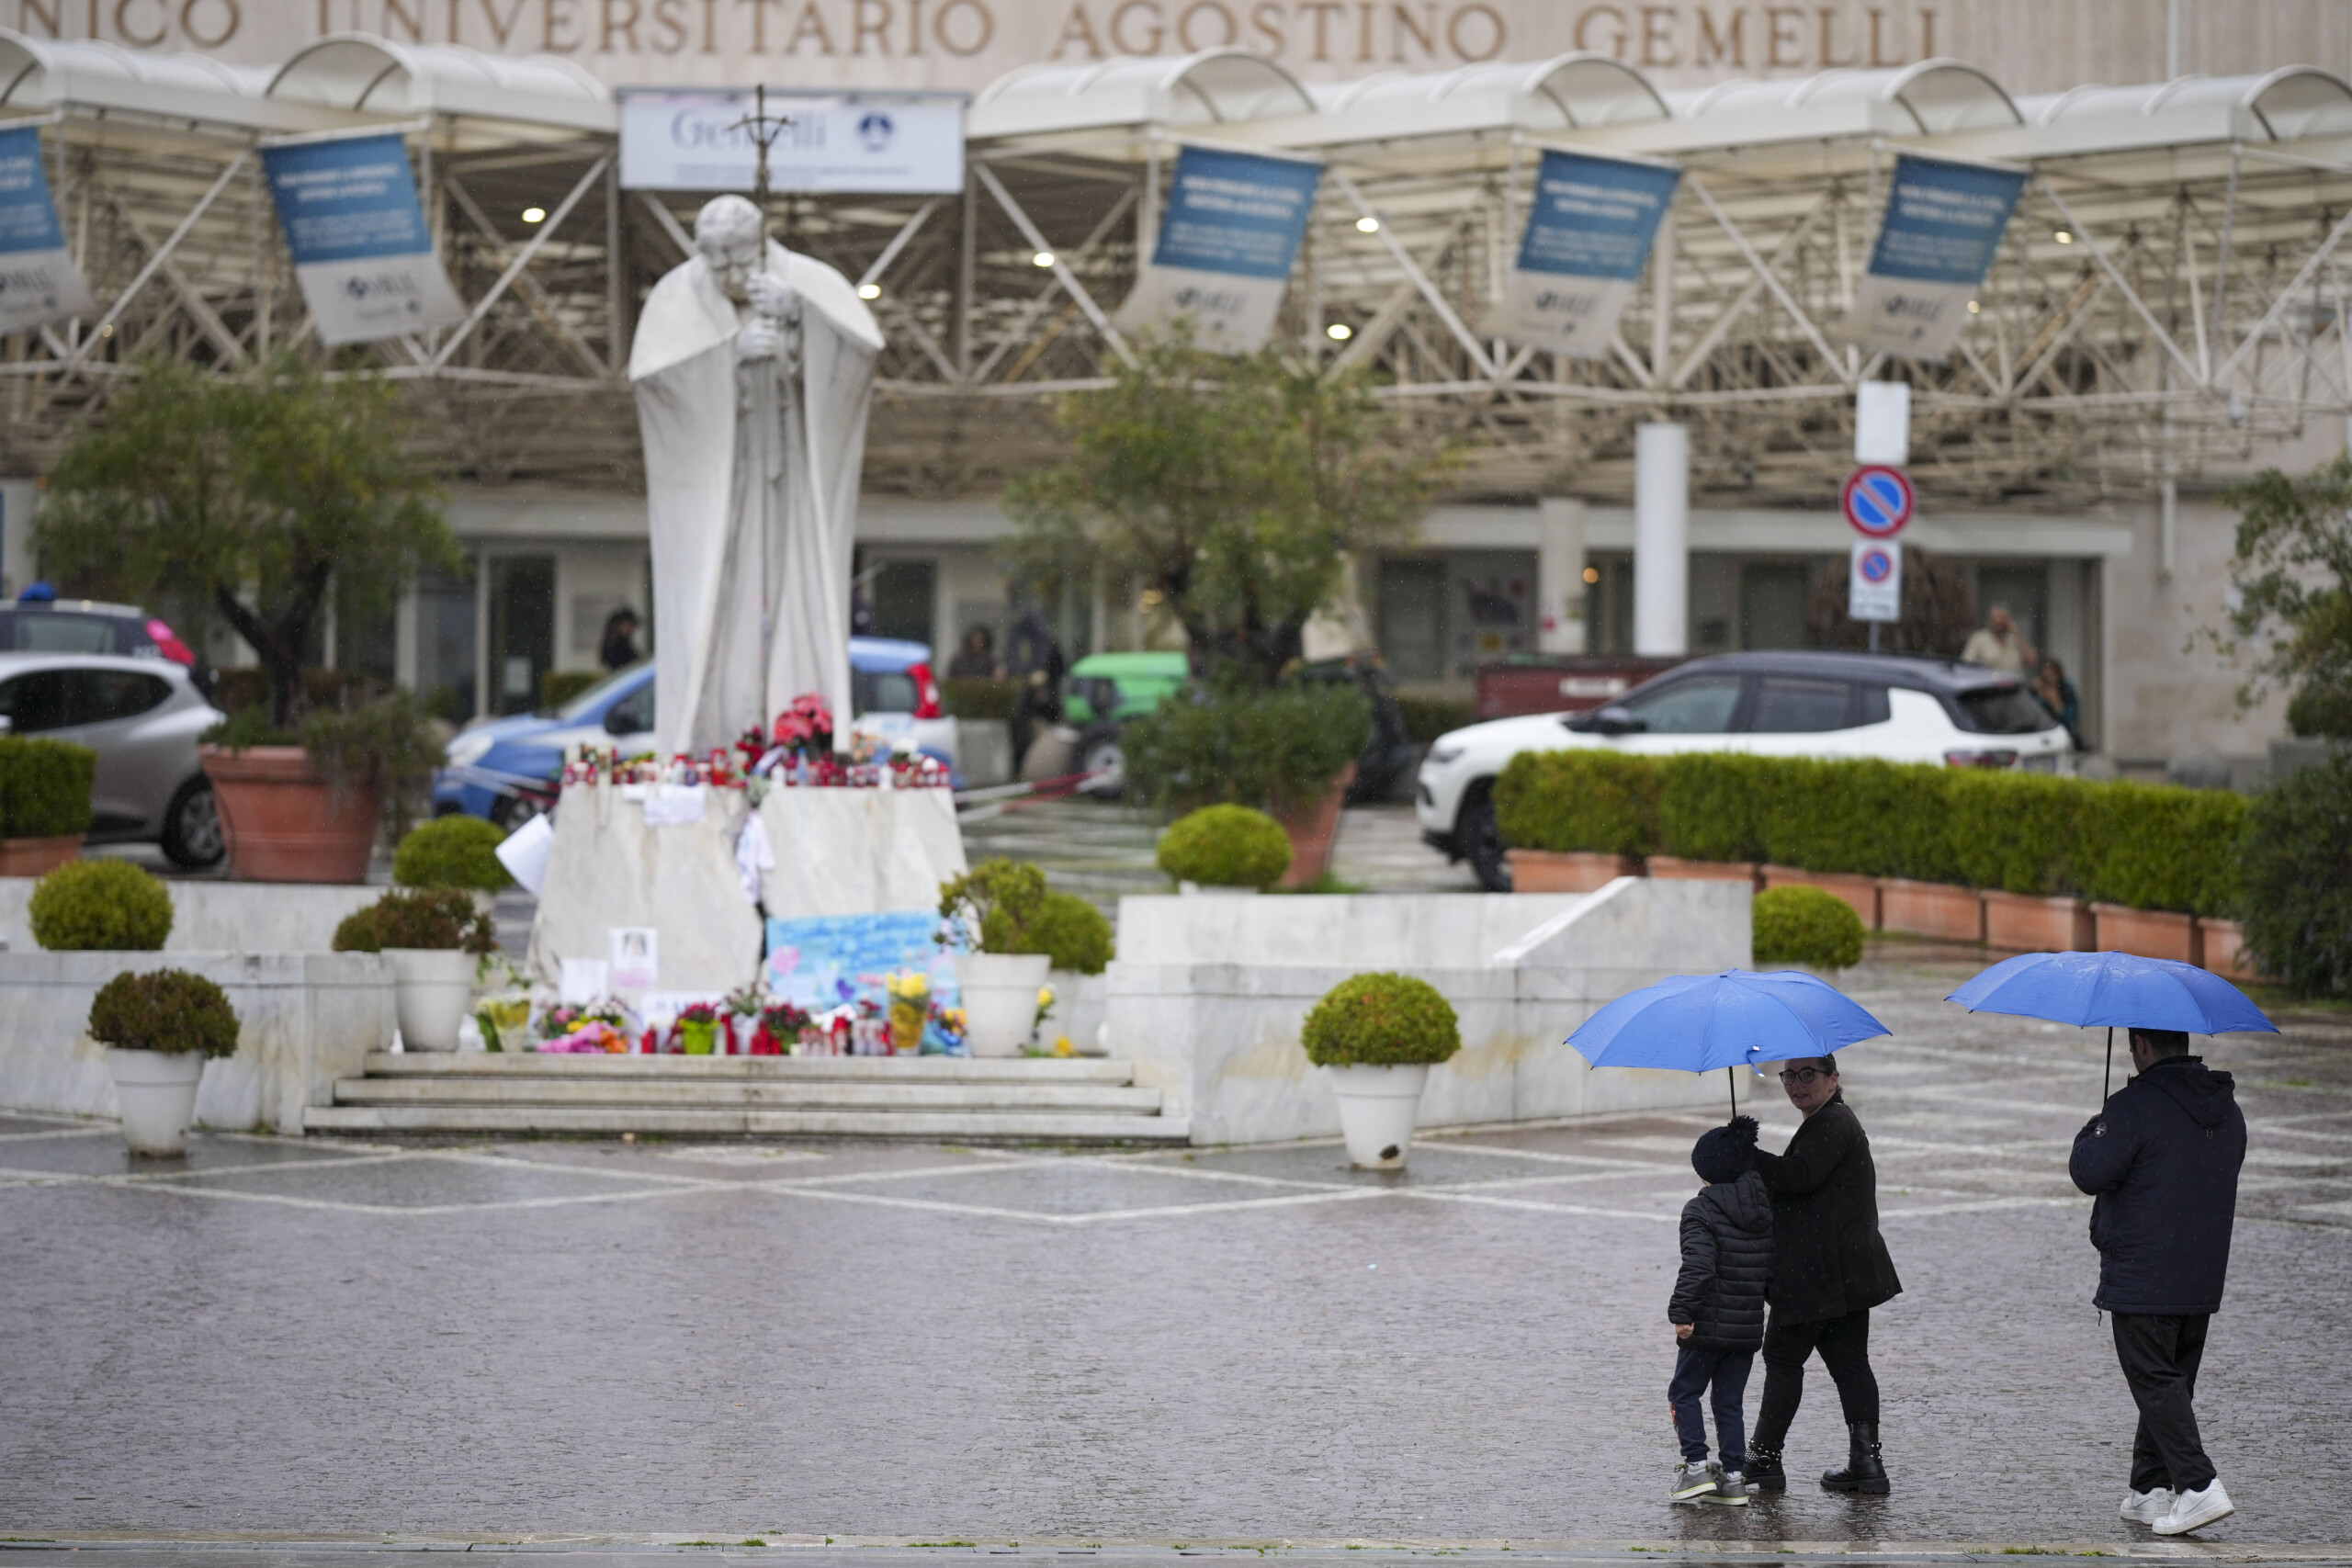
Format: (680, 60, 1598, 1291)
(0, 952, 394, 1133)
(1105, 878, 1749, 1145)
(0, 879, 381, 955)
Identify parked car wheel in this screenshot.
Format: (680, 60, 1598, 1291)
(159, 777, 225, 870)
(1458, 782, 1511, 892)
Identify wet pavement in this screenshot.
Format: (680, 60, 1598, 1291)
(3, 953, 2348, 1549)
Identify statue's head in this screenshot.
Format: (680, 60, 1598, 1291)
(695, 195, 766, 302)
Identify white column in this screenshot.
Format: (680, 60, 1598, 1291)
(1634, 423, 1689, 656)
(1536, 497, 1587, 654)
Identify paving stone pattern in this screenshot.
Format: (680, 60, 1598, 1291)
(3, 957, 2348, 1546)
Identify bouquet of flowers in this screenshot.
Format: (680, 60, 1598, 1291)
(772, 692, 834, 760)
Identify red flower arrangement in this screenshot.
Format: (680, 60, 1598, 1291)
(772, 691, 834, 757)
(676, 1001, 721, 1025)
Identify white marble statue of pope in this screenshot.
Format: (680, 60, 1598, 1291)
(628, 194, 883, 758)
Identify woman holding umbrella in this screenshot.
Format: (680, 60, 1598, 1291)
(1744, 1054, 1903, 1495)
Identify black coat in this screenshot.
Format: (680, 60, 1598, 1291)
(2069, 1056, 2246, 1314)
(1669, 1169, 1775, 1351)
(1752, 1092, 1903, 1323)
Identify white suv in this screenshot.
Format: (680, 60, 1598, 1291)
(1416, 650, 2074, 890)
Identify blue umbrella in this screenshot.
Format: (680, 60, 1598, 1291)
(1945, 950, 2277, 1099)
(1567, 970, 1894, 1115)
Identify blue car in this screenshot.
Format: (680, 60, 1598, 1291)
(431, 638, 958, 827)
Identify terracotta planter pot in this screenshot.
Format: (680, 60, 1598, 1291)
(1760, 866, 1881, 930)
(1645, 856, 1760, 888)
(2094, 903, 2199, 964)
(0, 834, 82, 876)
(1507, 849, 1641, 892)
(200, 746, 379, 884)
(2198, 918, 2264, 982)
(1982, 890, 2095, 953)
(1272, 762, 1357, 890)
(1879, 878, 1984, 942)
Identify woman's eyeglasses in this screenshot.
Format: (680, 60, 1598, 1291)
(1777, 1066, 1831, 1086)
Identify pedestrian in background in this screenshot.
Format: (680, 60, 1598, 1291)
(2033, 657, 2081, 749)
(948, 625, 1001, 680)
(1962, 604, 2037, 675)
(2070, 1026, 2247, 1537)
(1745, 1055, 1903, 1495)
(599, 606, 642, 671)
(1667, 1114, 1773, 1506)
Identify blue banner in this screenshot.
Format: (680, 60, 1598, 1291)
(1849, 153, 2025, 358)
(1117, 145, 1321, 351)
(0, 125, 93, 332)
(262, 133, 462, 344)
(1498, 150, 1679, 355)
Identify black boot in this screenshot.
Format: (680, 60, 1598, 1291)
(1819, 1422, 1889, 1495)
(1745, 1444, 1787, 1493)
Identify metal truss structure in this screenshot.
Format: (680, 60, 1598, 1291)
(6, 36, 2352, 511)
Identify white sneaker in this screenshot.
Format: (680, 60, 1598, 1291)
(2120, 1488, 2173, 1524)
(2153, 1480, 2234, 1537)
(1670, 1459, 1718, 1500)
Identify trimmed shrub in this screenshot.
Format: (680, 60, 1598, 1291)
(29, 860, 173, 951)
(1657, 753, 1772, 863)
(1124, 682, 1371, 812)
(1156, 804, 1293, 888)
(1300, 971, 1462, 1067)
(1029, 890, 1114, 975)
(332, 887, 496, 955)
(393, 815, 513, 893)
(1753, 886, 1867, 970)
(1396, 694, 1476, 745)
(1493, 749, 1659, 856)
(1942, 771, 2079, 896)
(86, 968, 240, 1057)
(2237, 755, 2352, 996)
(2075, 781, 2246, 914)
(0, 736, 96, 839)
(938, 858, 1051, 954)
(1756, 757, 1955, 882)
(540, 670, 602, 710)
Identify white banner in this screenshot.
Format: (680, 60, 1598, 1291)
(1849, 540, 1903, 623)
(262, 133, 464, 345)
(0, 124, 95, 334)
(1114, 145, 1320, 352)
(620, 91, 965, 194)
(1492, 150, 1679, 357)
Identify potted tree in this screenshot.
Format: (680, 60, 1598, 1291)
(1302, 971, 1462, 1170)
(0, 738, 96, 876)
(333, 887, 496, 1052)
(1156, 804, 1292, 893)
(88, 969, 240, 1156)
(204, 694, 444, 885)
(939, 858, 1056, 1058)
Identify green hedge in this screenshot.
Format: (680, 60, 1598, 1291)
(0, 737, 96, 839)
(1495, 750, 2247, 915)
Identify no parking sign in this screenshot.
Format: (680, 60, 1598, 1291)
(1849, 540, 1903, 623)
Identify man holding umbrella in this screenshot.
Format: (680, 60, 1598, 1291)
(1745, 1054, 1903, 1495)
(2070, 1026, 2247, 1536)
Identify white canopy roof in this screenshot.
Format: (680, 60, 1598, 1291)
(968, 49, 1312, 140)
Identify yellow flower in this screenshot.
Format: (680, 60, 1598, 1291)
(1037, 985, 1056, 1008)
(1053, 1034, 1074, 1057)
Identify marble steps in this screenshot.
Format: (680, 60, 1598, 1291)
(331, 1077, 1163, 1112)
(303, 1104, 1190, 1140)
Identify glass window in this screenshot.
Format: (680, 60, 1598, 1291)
(0, 670, 72, 733)
(1955, 684, 2055, 735)
(1748, 677, 1853, 734)
(73, 670, 172, 724)
(558, 668, 650, 724)
(8, 613, 117, 654)
(853, 670, 919, 716)
(602, 682, 655, 736)
(1623, 677, 1743, 734)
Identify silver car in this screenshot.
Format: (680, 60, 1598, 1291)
(0, 652, 227, 868)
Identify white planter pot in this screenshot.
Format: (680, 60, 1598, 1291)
(385, 948, 477, 1053)
(1326, 1063, 1431, 1170)
(954, 952, 1053, 1057)
(106, 1048, 207, 1156)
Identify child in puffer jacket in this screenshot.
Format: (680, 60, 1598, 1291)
(1667, 1114, 1775, 1505)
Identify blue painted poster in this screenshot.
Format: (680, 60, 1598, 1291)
(1114, 145, 1322, 352)
(0, 125, 94, 334)
(1496, 150, 1680, 357)
(262, 132, 463, 345)
(1849, 153, 2025, 360)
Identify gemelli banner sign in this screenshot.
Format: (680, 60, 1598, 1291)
(618, 90, 966, 194)
(261, 132, 465, 346)
(1493, 149, 1679, 357)
(1114, 145, 1321, 352)
(1846, 152, 2025, 361)
(0, 125, 95, 335)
